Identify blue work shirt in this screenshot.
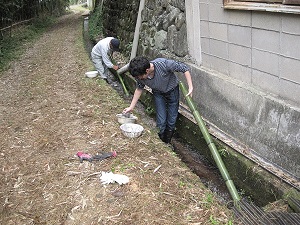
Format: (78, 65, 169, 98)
(136, 58, 189, 93)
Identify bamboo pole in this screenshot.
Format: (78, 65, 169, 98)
(111, 61, 129, 96)
(179, 81, 240, 203)
(116, 71, 129, 96)
(116, 64, 130, 96)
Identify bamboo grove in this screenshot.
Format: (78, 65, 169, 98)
(0, 0, 70, 30)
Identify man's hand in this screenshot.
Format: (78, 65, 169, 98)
(186, 86, 193, 97)
(123, 107, 132, 114)
(113, 65, 119, 70)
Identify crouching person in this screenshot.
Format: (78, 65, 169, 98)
(91, 37, 120, 82)
(123, 56, 193, 143)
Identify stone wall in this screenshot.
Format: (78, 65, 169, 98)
(137, 0, 188, 59)
(102, 0, 139, 56)
(101, 0, 188, 60)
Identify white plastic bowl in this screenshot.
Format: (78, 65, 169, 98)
(116, 114, 137, 124)
(85, 71, 98, 78)
(120, 123, 144, 138)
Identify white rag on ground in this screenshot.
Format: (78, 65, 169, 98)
(100, 171, 129, 185)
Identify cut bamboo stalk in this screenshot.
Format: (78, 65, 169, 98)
(179, 81, 240, 204)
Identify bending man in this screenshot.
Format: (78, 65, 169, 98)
(123, 56, 193, 143)
(91, 37, 120, 81)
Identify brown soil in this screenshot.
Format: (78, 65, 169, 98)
(0, 11, 236, 224)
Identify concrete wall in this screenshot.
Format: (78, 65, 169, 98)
(184, 0, 300, 179)
(101, 0, 300, 180)
(196, 0, 300, 106)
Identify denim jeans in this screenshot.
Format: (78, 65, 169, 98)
(153, 85, 179, 134)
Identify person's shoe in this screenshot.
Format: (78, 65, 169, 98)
(164, 129, 174, 144)
(158, 132, 165, 142)
(99, 76, 108, 83)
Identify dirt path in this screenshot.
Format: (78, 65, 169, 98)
(0, 12, 234, 224)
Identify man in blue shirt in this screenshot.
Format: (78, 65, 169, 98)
(123, 56, 193, 143)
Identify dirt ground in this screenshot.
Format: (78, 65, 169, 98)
(0, 11, 237, 224)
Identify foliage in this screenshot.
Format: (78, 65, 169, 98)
(0, 0, 67, 71)
(0, 16, 54, 72)
(88, 5, 103, 41)
(0, 0, 69, 29)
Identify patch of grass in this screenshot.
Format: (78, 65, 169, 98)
(119, 162, 135, 172)
(203, 192, 215, 209)
(218, 148, 228, 157)
(0, 16, 55, 72)
(88, 5, 103, 41)
(178, 180, 186, 187)
(209, 215, 220, 224)
(111, 159, 130, 173)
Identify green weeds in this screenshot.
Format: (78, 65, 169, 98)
(178, 180, 186, 187)
(218, 148, 228, 157)
(88, 5, 103, 40)
(111, 160, 135, 173)
(205, 192, 214, 208)
(209, 215, 219, 224)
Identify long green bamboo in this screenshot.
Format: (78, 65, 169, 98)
(111, 61, 129, 96)
(179, 81, 240, 203)
(116, 71, 129, 96)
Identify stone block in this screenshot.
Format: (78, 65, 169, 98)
(210, 23, 228, 42)
(252, 49, 279, 76)
(282, 15, 300, 35)
(202, 53, 211, 68)
(228, 10, 251, 26)
(228, 25, 251, 47)
(252, 12, 281, 31)
(168, 5, 181, 25)
(228, 44, 251, 66)
(228, 62, 252, 84)
(252, 69, 280, 96)
(174, 24, 188, 57)
(172, 0, 185, 11)
(210, 56, 229, 75)
(280, 57, 300, 84)
(252, 29, 280, 53)
(200, 3, 209, 21)
(154, 30, 168, 50)
(201, 37, 210, 54)
(200, 21, 209, 38)
(210, 39, 228, 59)
(279, 78, 300, 105)
(281, 33, 300, 60)
(209, 3, 228, 23)
(175, 12, 185, 29)
(167, 25, 177, 53)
